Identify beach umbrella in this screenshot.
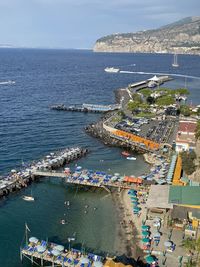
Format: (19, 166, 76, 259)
(152, 232, 161, 238)
(142, 231, 149, 236)
(54, 245, 64, 252)
(145, 255, 156, 264)
(36, 245, 46, 253)
(133, 207, 141, 212)
(80, 257, 90, 264)
(142, 238, 150, 243)
(51, 249, 61, 256)
(164, 241, 172, 247)
(141, 225, 149, 230)
(93, 261, 103, 267)
(29, 237, 39, 243)
(131, 196, 138, 200)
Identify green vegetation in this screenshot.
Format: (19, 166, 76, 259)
(180, 105, 191, 116)
(195, 120, 200, 140)
(155, 95, 175, 106)
(180, 151, 197, 175)
(139, 88, 152, 97)
(182, 237, 200, 266)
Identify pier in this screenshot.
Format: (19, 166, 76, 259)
(50, 103, 121, 113)
(32, 170, 140, 191)
(0, 147, 88, 198)
(21, 237, 103, 267)
(126, 75, 172, 93)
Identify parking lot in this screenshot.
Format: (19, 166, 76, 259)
(114, 116, 179, 145)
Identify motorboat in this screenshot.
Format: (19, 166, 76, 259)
(104, 67, 120, 73)
(22, 195, 35, 201)
(22, 189, 34, 201)
(127, 157, 137, 160)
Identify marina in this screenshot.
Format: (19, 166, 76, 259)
(1, 49, 200, 267)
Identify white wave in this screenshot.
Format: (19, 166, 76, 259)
(119, 71, 200, 80)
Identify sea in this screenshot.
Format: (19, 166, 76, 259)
(0, 49, 200, 267)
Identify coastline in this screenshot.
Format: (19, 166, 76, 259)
(112, 190, 144, 260)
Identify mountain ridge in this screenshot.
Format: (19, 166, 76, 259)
(93, 16, 200, 54)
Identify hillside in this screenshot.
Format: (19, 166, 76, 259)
(93, 16, 200, 54)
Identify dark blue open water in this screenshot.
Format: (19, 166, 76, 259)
(0, 49, 200, 266)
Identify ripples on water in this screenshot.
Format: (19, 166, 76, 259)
(0, 49, 200, 266)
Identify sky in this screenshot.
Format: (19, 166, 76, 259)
(0, 0, 199, 49)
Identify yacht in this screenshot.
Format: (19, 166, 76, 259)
(104, 67, 120, 73)
(172, 54, 179, 67)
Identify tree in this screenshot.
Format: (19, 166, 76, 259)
(181, 151, 196, 175)
(180, 105, 191, 116)
(146, 96, 155, 105)
(132, 93, 143, 103)
(195, 120, 200, 140)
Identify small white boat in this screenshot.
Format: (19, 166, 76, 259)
(127, 157, 137, 161)
(22, 195, 35, 201)
(22, 190, 34, 201)
(104, 67, 120, 73)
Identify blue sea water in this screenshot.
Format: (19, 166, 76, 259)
(0, 49, 200, 266)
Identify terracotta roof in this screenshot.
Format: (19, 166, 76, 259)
(178, 121, 197, 133)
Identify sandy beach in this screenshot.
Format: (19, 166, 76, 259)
(112, 189, 145, 260)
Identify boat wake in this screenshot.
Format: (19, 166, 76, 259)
(0, 80, 16, 85)
(119, 71, 200, 80)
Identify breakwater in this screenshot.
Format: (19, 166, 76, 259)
(50, 103, 121, 113)
(0, 147, 88, 199)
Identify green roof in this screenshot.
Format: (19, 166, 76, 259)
(169, 186, 200, 206)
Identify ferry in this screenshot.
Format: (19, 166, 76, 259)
(104, 67, 120, 73)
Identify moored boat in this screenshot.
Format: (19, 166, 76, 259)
(122, 151, 131, 157)
(22, 195, 35, 201)
(127, 157, 137, 161)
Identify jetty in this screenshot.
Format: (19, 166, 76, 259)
(126, 75, 172, 92)
(50, 103, 121, 113)
(0, 147, 88, 198)
(21, 236, 103, 267)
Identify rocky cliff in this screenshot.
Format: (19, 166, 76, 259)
(93, 17, 200, 54)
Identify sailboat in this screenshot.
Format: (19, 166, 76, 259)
(172, 53, 179, 67)
(22, 190, 34, 201)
